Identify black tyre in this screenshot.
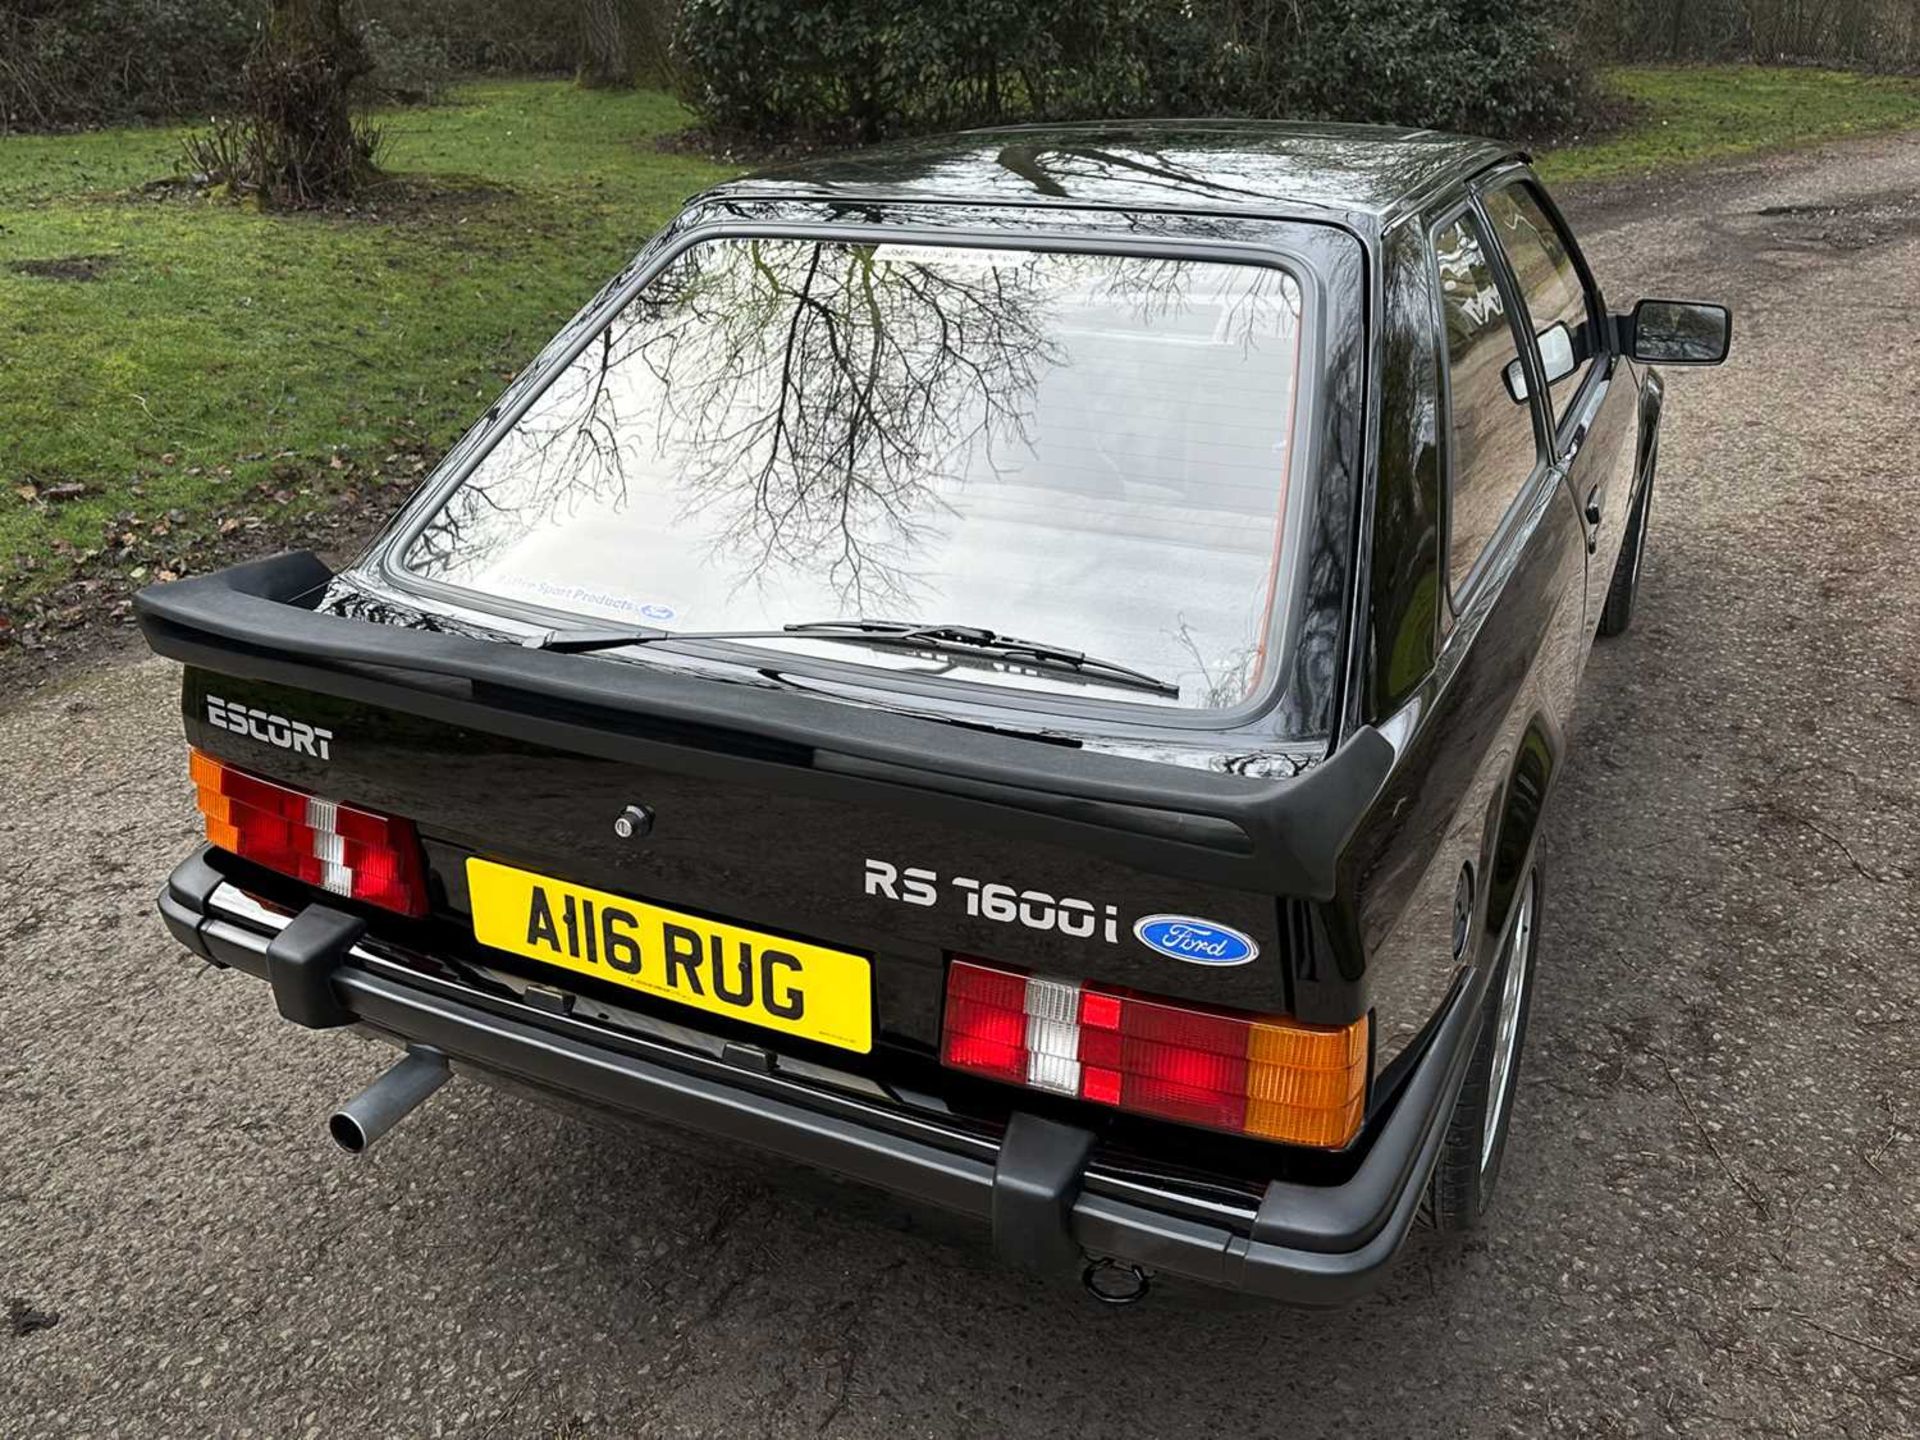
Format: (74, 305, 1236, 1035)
(1425, 866, 1540, 1233)
(1597, 459, 1654, 638)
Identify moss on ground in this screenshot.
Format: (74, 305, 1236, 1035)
(1539, 65, 1920, 183)
(0, 82, 733, 605)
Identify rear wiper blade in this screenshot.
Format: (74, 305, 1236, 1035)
(523, 617, 923, 653)
(524, 617, 1181, 698)
(896, 628, 1182, 698)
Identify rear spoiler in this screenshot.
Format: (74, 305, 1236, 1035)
(135, 553, 1394, 900)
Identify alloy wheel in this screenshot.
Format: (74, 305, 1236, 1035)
(1481, 872, 1536, 1171)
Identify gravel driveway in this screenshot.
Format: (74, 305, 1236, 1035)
(3, 131, 1917, 1438)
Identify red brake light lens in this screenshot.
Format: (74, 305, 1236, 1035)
(942, 961, 1031, 1083)
(190, 749, 429, 917)
(940, 957, 1368, 1149)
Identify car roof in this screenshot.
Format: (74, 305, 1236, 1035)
(703, 120, 1519, 234)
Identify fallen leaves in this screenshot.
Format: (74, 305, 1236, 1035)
(11, 480, 89, 505)
(6, 436, 442, 684)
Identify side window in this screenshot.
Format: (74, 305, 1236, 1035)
(1369, 222, 1444, 712)
(1482, 183, 1600, 426)
(1434, 212, 1539, 595)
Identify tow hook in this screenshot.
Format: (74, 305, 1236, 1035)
(1082, 1258, 1153, 1306)
(328, 1045, 450, 1153)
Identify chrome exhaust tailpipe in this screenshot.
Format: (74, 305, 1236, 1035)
(1082, 1259, 1153, 1306)
(329, 1046, 450, 1153)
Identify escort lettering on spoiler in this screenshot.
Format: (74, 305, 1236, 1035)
(206, 694, 333, 759)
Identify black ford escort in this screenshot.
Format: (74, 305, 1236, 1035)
(137, 122, 1730, 1305)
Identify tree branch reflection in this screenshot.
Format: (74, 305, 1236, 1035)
(645, 240, 1056, 607)
(403, 235, 1306, 711)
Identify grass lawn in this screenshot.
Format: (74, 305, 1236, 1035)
(3, 67, 1919, 626)
(0, 81, 733, 613)
(1538, 64, 1920, 183)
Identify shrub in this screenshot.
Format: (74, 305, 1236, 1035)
(356, 0, 587, 77)
(361, 18, 456, 105)
(0, 0, 467, 131)
(675, 0, 1594, 143)
(1272, 1, 1589, 138)
(675, 0, 1056, 142)
(0, 0, 255, 131)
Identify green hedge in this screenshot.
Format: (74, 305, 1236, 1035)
(676, 0, 1591, 142)
(0, 0, 587, 131)
(1, 0, 255, 129)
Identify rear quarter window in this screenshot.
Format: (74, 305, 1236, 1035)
(1368, 222, 1444, 713)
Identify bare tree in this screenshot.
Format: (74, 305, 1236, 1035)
(250, 0, 375, 199)
(578, 0, 635, 89)
(1579, 0, 1920, 65)
(183, 0, 380, 208)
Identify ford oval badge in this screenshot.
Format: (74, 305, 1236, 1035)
(1133, 915, 1259, 966)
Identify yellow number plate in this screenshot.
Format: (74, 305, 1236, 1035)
(465, 858, 872, 1054)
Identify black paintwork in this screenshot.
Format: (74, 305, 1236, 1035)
(158, 863, 1495, 1302)
(726, 120, 1514, 230)
(137, 122, 1721, 1178)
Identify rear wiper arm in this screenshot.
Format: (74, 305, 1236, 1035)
(908, 630, 1181, 698)
(524, 617, 1181, 699)
(522, 617, 930, 653)
(779, 620, 1180, 696)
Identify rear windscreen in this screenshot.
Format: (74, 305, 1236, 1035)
(399, 237, 1307, 711)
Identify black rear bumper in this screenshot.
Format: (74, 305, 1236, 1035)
(159, 847, 1487, 1306)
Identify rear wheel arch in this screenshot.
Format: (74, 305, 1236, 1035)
(1476, 721, 1557, 959)
(1423, 727, 1557, 1230)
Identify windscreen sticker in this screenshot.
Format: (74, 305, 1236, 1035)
(497, 573, 677, 624)
(870, 243, 1028, 270)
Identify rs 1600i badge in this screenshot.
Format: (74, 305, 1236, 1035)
(864, 859, 1119, 942)
(863, 859, 1259, 963)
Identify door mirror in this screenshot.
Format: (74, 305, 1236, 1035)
(1503, 321, 1576, 402)
(1622, 299, 1731, 365)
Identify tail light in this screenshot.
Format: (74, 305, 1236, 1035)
(189, 749, 429, 917)
(941, 958, 1368, 1149)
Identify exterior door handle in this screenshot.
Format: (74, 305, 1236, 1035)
(1584, 488, 1602, 552)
